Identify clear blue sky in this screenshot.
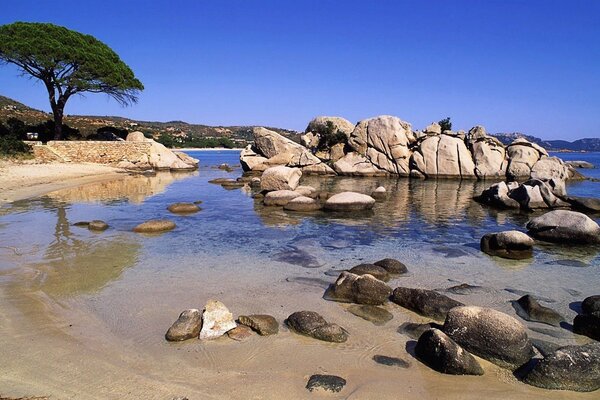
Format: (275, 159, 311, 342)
(1, 0, 599, 140)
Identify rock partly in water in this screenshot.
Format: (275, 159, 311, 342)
(324, 192, 376, 211)
(165, 309, 202, 341)
(391, 287, 464, 321)
(305, 374, 346, 393)
(238, 314, 279, 336)
(227, 325, 255, 342)
(512, 295, 563, 326)
(443, 306, 534, 370)
(348, 263, 391, 282)
(415, 328, 484, 376)
(167, 202, 201, 214)
(263, 190, 301, 206)
(480, 230, 534, 260)
(565, 160, 595, 169)
(371, 186, 387, 201)
(374, 258, 408, 275)
(347, 304, 393, 326)
(566, 196, 600, 213)
(474, 181, 521, 209)
(526, 210, 600, 244)
(133, 219, 176, 233)
(199, 300, 237, 340)
(283, 196, 322, 212)
(260, 166, 302, 192)
(286, 311, 348, 343)
(324, 271, 392, 305)
(372, 354, 410, 368)
(523, 343, 600, 392)
(88, 220, 109, 231)
(398, 322, 443, 340)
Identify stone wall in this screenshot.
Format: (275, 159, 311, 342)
(45, 141, 153, 164)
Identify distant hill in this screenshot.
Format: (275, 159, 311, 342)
(0, 95, 300, 146)
(492, 132, 600, 152)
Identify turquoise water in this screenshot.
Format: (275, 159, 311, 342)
(550, 151, 600, 198)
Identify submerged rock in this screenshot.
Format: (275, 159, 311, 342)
(348, 263, 391, 282)
(286, 311, 347, 343)
(167, 202, 201, 214)
(372, 354, 410, 368)
(526, 210, 600, 244)
(371, 186, 387, 201)
(263, 190, 301, 206)
(523, 342, 600, 392)
(480, 231, 534, 260)
(415, 329, 484, 376)
(443, 306, 534, 370)
(398, 322, 443, 340)
(165, 309, 202, 341)
(283, 196, 322, 212)
(88, 220, 109, 231)
(512, 295, 563, 326)
(324, 192, 376, 211)
(199, 300, 237, 340)
(305, 374, 346, 393)
(347, 304, 393, 325)
(442, 283, 490, 295)
(374, 258, 408, 275)
(227, 325, 255, 341)
(391, 287, 464, 321)
(324, 271, 392, 305)
(133, 219, 176, 233)
(238, 314, 279, 336)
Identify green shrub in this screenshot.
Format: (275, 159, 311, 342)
(0, 122, 31, 156)
(438, 117, 452, 132)
(316, 121, 347, 151)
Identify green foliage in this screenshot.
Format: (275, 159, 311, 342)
(316, 121, 347, 151)
(0, 22, 143, 139)
(438, 117, 452, 132)
(88, 126, 129, 140)
(2, 117, 80, 142)
(0, 121, 31, 156)
(157, 133, 237, 149)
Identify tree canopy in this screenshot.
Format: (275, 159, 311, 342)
(0, 22, 144, 139)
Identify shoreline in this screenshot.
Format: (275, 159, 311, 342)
(0, 162, 128, 203)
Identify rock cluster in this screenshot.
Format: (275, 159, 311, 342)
(475, 178, 569, 210)
(122, 131, 199, 171)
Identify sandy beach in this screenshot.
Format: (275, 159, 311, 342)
(0, 161, 128, 203)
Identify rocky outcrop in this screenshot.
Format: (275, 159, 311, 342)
(411, 133, 476, 178)
(480, 231, 534, 260)
(415, 328, 484, 375)
(526, 210, 600, 244)
(475, 179, 570, 210)
(466, 126, 508, 179)
(506, 138, 548, 179)
(333, 152, 387, 176)
(443, 306, 534, 370)
(240, 127, 335, 175)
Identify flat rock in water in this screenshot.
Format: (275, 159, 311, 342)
(512, 295, 563, 326)
(504, 288, 556, 303)
(523, 342, 600, 392)
(348, 263, 391, 282)
(323, 192, 376, 212)
(372, 354, 410, 368)
(480, 231, 534, 260)
(283, 196, 322, 212)
(167, 202, 201, 214)
(526, 210, 600, 244)
(432, 246, 471, 258)
(306, 374, 346, 393)
(397, 322, 443, 340)
(272, 246, 322, 268)
(286, 276, 331, 289)
(88, 220, 109, 231)
(133, 219, 176, 233)
(441, 283, 490, 295)
(238, 314, 279, 336)
(73, 221, 90, 227)
(165, 309, 202, 341)
(227, 325, 255, 342)
(545, 259, 589, 268)
(286, 311, 347, 343)
(199, 300, 237, 340)
(566, 196, 600, 212)
(391, 287, 464, 321)
(347, 304, 393, 325)
(374, 258, 408, 274)
(415, 329, 484, 376)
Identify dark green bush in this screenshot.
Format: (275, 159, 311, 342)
(0, 122, 31, 156)
(438, 117, 452, 132)
(316, 121, 347, 151)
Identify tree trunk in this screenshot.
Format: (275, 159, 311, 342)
(53, 107, 64, 140)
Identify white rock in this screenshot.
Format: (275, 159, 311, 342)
(260, 166, 302, 191)
(199, 300, 237, 340)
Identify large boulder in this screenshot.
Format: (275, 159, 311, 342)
(347, 115, 415, 175)
(582, 295, 600, 315)
(443, 306, 534, 370)
(526, 210, 600, 244)
(306, 116, 355, 138)
(411, 134, 476, 178)
(530, 156, 570, 181)
(480, 231, 534, 260)
(324, 271, 392, 305)
(324, 192, 376, 211)
(260, 166, 302, 192)
(286, 311, 348, 343)
(240, 145, 268, 171)
(126, 131, 148, 142)
(467, 126, 507, 179)
(415, 328, 484, 376)
(391, 287, 464, 321)
(148, 140, 198, 170)
(523, 343, 600, 392)
(333, 152, 387, 176)
(474, 181, 520, 209)
(506, 139, 546, 179)
(573, 314, 600, 341)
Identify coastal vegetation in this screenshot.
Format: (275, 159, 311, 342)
(0, 22, 143, 140)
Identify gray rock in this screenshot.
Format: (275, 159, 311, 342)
(512, 295, 563, 326)
(324, 272, 392, 305)
(480, 230, 534, 260)
(133, 219, 176, 233)
(526, 210, 600, 244)
(372, 354, 410, 368)
(371, 186, 387, 201)
(474, 181, 520, 209)
(286, 311, 348, 343)
(324, 192, 376, 211)
(415, 329, 484, 375)
(566, 160, 595, 169)
(523, 342, 600, 392)
(443, 306, 534, 370)
(348, 263, 391, 282)
(260, 166, 302, 192)
(347, 304, 393, 325)
(88, 220, 109, 231)
(283, 196, 322, 211)
(374, 258, 408, 274)
(531, 338, 562, 358)
(167, 202, 201, 214)
(263, 190, 301, 206)
(306, 374, 346, 393)
(442, 283, 490, 295)
(391, 287, 464, 321)
(165, 309, 202, 341)
(566, 196, 600, 213)
(238, 314, 279, 336)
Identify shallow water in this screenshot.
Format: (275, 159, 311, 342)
(0, 149, 599, 399)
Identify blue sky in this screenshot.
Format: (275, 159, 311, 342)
(1, 0, 599, 139)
